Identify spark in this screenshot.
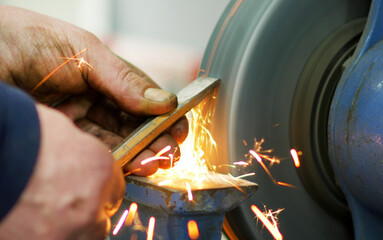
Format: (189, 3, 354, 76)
(77, 57, 93, 71)
(124, 168, 142, 177)
(236, 172, 255, 179)
(147, 217, 155, 240)
(141, 156, 169, 165)
(112, 209, 129, 235)
(243, 140, 248, 146)
(31, 48, 88, 93)
(233, 161, 250, 166)
(290, 149, 301, 168)
(250, 138, 280, 165)
(218, 174, 246, 194)
(277, 181, 297, 188)
(251, 205, 283, 240)
(158, 179, 173, 186)
(125, 203, 138, 226)
(155, 145, 172, 157)
(186, 182, 194, 201)
(249, 150, 277, 184)
(169, 154, 174, 167)
(187, 220, 200, 239)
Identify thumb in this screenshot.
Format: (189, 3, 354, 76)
(86, 44, 177, 116)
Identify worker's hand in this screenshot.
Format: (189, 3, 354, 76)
(0, 6, 189, 176)
(0, 104, 125, 240)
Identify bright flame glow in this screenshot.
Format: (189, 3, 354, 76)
(151, 97, 218, 188)
(112, 210, 129, 235)
(290, 149, 301, 168)
(187, 220, 200, 239)
(158, 179, 173, 186)
(186, 182, 193, 201)
(147, 217, 155, 240)
(125, 203, 138, 226)
(251, 205, 283, 240)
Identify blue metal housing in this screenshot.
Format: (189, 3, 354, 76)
(328, 0, 383, 239)
(109, 175, 257, 240)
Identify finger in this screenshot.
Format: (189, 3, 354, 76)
(76, 119, 123, 149)
(85, 97, 144, 136)
(55, 91, 98, 121)
(86, 43, 177, 116)
(124, 149, 160, 176)
(166, 116, 189, 144)
(104, 161, 125, 217)
(148, 134, 180, 169)
(85, 97, 122, 133)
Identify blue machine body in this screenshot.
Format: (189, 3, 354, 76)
(328, 0, 383, 239)
(109, 176, 257, 240)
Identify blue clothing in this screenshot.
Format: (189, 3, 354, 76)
(0, 82, 40, 221)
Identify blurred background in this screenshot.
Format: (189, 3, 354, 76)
(0, 0, 229, 92)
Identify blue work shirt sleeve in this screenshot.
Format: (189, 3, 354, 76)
(0, 82, 40, 221)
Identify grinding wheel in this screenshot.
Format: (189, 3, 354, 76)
(199, 0, 370, 239)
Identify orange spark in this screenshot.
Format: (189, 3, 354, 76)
(243, 140, 248, 146)
(290, 149, 301, 168)
(141, 156, 169, 165)
(187, 220, 200, 239)
(277, 181, 297, 188)
(31, 48, 88, 93)
(155, 145, 172, 157)
(112, 209, 129, 235)
(218, 174, 246, 194)
(147, 217, 155, 240)
(124, 168, 142, 177)
(251, 205, 283, 240)
(236, 172, 255, 179)
(77, 57, 93, 70)
(249, 150, 277, 184)
(186, 182, 194, 201)
(125, 203, 138, 226)
(233, 161, 250, 166)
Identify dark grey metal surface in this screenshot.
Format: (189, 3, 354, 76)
(199, 0, 370, 239)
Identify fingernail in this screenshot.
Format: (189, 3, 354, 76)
(144, 88, 175, 102)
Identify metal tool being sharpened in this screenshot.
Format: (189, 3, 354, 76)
(108, 77, 258, 240)
(112, 77, 221, 168)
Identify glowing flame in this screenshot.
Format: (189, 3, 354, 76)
(290, 149, 301, 168)
(125, 203, 138, 227)
(147, 217, 155, 240)
(187, 220, 200, 239)
(151, 97, 218, 188)
(112, 210, 129, 235)
(251, 205, 283, 240)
